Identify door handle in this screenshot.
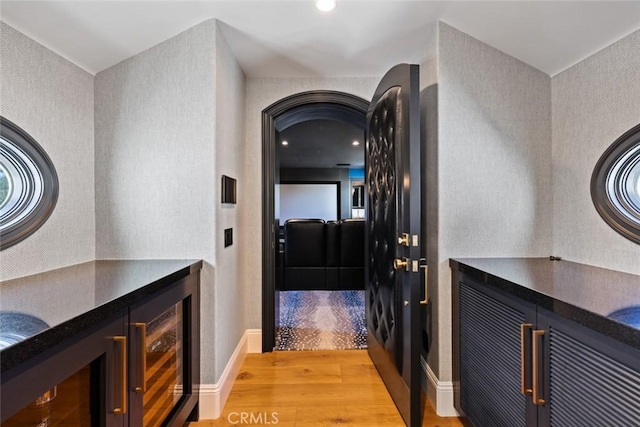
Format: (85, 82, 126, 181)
(112, 336, 127, 414)
(532, 329, 546, 405)
(419, 264, 428, 305)
(393, 258, 409, 271)
(520, 323, 533, 395)
(398, 233, 410, 247)
(133, 322, 147, 393)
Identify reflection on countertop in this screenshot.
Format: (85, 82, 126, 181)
(609, 306, 640, 328)
(450, 257, 640, 348)
(0, 259, 202, 372)
(0, 312, 49, 350)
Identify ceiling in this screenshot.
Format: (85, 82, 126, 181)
(1, 1, 639, 78)
(278, 119, 364, 169)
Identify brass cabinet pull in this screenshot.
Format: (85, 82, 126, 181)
(398, 233, 410, 246)
(113, 336, 127, 414)
(133, 323, 147, 392)
(419, 264, 428, 305)
(532, 329, 546, 405)
(520, 323, 533, 395)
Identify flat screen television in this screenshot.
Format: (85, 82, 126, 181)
(221, 175, 237, 204)
(279, 182, 339, 221)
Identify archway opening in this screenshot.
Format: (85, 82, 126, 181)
(261, 91, 369, 351)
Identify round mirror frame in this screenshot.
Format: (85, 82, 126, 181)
(0, 117, 59, 250)
(591, 123, 640, 244)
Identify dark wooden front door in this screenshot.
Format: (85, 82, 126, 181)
(365, 63, 422, 427)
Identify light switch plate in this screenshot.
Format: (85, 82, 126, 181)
(224, 228, 233, 247)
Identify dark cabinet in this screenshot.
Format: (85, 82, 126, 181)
(128, 274, 200, 426)
(2, 315, 127, 427)
(1, 267, 200, 427)
(454, 272, 640, 427)
(536, 310, 640, 427)
(456, 279, 537, 427)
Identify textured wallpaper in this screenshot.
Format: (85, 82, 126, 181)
(94, 20, 217, 262)
(436, 22, 553, 381)
(243, 76, 379, 330)
(552, 29, 640, 275)
(213, 23, 248, 382)
(419, 21, 441, 380)
(0, 22, 95, 280)
(94, 20, 219, 383)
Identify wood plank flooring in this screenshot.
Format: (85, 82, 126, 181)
(189, 350, 463, 427)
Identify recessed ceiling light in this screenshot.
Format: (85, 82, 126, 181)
(282, 141, 288, 146)
(352, 140, 360, 146)
(316, 0, 336, 12)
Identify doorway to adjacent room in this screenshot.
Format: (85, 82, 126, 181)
(262, 64, 425, 427)
(261, 91, 368, 353)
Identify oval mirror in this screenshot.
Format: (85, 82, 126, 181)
(0, 117, 59, 250)
(591, 123, 640, 244)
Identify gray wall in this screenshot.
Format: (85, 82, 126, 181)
(422, 21, 640, 401)
(213, 23, 248, 381)
(95, 19, 247, 384)
(552, 29, 640, 275)
(419, 21, 440, 379)
(243, 77, 380, 329)
(0, 22, 95, 281)
(280, 167, 350, 220)
(433, 22, 554, 382)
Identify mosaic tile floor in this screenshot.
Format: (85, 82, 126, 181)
(275, 291, 367, 351)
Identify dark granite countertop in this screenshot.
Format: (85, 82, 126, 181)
(450, 258, 640, 350)
(0, 259, 202, 373)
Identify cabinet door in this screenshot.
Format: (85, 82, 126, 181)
(536, 310, 640, 427)
(128, 274, 200, 427)
(1, 315, 127, 427)
(456, 275, 538, 427)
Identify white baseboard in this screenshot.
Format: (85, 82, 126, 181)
(198, 384, 219, 420)
(246, 329, 263, 353)
(199, 329, 262, 420)
(421, 356, 460, 417)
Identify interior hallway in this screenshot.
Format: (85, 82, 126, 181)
(190, 350, 464, 427)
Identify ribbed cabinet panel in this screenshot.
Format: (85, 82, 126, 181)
(459, 283, 528, 427)
(548, 328, 640, 427)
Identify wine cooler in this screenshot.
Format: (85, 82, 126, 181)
(3, 366, 91, 426)
(1, 267, 200, 427)
(134, 304, 183, 427)
(128, 276, 198, 426)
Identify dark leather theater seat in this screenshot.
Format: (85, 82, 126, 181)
(281, 218, 365, 291)
(284, 219, 326, 290)
(339, 219, 365, 289)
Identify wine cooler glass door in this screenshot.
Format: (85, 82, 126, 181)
(133, 303, 184, 427)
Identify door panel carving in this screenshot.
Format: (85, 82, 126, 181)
(364, 63, 421, 427)
(366, 86, 402, 370)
